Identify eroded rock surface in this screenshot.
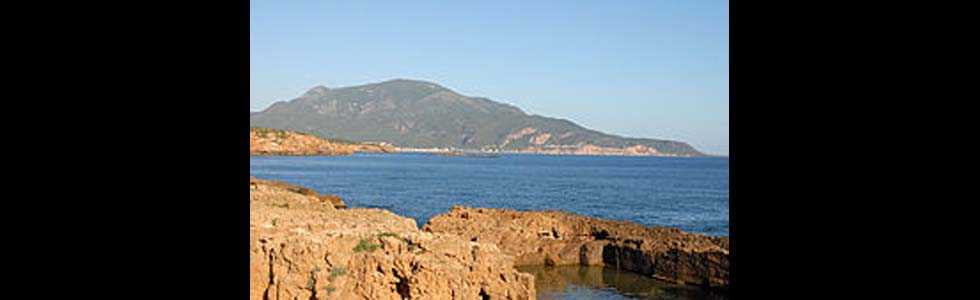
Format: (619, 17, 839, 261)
(250, 177, 346, 209)
(250, 179, 534, 300)
(423, 207, 729, 288)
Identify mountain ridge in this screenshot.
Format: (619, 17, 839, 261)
(250, 79, 705, 156)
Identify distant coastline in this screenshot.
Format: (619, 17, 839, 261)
(396, 147, 706, 157)
(250, 126, 721, 158)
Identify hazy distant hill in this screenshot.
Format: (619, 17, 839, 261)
(250, 79, 704, 156)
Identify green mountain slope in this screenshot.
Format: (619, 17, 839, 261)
(250, 79, 704, 156)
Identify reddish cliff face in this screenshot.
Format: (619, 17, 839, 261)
(250, 179, 534, 300)
(423, 206, 730, 288)
(250, 128, 395, 156)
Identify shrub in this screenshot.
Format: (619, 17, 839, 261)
(353, 239, 380, 253)
(329, 267, 347, 279)
(377, 232, 399, 238)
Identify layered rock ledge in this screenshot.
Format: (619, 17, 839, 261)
(250, 177, 346, 209)
(250, 179, 534, 300)
(423, 207, 729, 288)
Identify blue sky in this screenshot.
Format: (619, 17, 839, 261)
(251, 0, 729, 155)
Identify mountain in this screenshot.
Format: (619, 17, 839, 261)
(250, 79, 705, 156)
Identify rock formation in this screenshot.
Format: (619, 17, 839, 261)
(251, 177, 346, 209)
(250, 127, 395, 156)
(250, 179, 534, 300)
(423, 206, 729, 288)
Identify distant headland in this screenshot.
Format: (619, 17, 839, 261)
(250, 79, 706, 157)
(249, 127, 394, 156)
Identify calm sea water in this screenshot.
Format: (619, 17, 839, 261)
(250, 152, 729, 300)
(517, 265, 728, 300)
(249, 152, 728, 236)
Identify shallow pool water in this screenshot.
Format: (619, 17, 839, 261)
(516, 265, 728, 300)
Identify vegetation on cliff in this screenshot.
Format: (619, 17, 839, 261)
(249, 79, 705, 156)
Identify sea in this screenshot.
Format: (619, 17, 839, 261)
(250, 152, 729, 300)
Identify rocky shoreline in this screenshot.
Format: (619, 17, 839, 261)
(425, 207, 729, 288)
(250, 178, 729, 300)
(250, 128, 395, 156)
(250, 177, 534, 300)
(399, 147, 696, 157)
